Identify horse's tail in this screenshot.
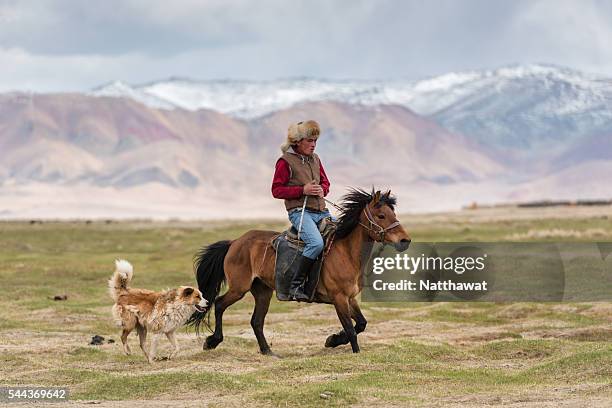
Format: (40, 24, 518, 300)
(186, 240, 232, 334)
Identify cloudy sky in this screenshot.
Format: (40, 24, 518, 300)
(1, 0, 611, 92)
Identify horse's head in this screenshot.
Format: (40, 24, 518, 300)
(362, 190, 411, 252)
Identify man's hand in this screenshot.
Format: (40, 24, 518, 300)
(304, 182, 324, 197)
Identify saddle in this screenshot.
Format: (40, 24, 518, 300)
(283, 216, 338, 249)
(272, 216, 338, 302)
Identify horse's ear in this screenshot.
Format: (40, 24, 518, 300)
(372, 190, 381, 205)
(383, 190, 391, 200)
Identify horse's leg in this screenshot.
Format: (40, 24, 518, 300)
(331, 294, 360, 353)
(351, 298, 367, 334)
(325, 297, 366, 348)
(204, 288, 246, 350)
(249, 278, 275, 355)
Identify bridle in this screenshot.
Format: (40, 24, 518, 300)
(324, 197, 401, 243)
(360, 204, 401, 243)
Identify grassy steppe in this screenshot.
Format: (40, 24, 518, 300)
(1, 207, 611, 407)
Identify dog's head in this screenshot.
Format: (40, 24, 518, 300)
(178, 286, 208, 312)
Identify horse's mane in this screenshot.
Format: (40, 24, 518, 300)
(335, 188, 397, 239)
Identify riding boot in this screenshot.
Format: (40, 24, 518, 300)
(290, 255, 316, 302)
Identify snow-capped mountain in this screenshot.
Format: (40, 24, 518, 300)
(428, 65, 612, 151)
(91, 64, 612, 150)
(91, 77, 415, 118)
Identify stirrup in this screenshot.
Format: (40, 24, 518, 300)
(290, 288, 310, 302)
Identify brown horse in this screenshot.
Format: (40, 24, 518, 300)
(187, 188, 411, 354)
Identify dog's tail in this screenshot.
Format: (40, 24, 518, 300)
(186, 240, 231, 334)
(108, 259, 134, 301)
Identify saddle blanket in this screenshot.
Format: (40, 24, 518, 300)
(272, 233, 324, 302)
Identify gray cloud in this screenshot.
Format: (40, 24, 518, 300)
(0, 0, 261, 56)
(0, 0, 611, 91)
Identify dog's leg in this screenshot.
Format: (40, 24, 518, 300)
(148, 332, 161, 363)
(121, 329, 131, 355)
(136, 324, 148, 361)
(166, 331, 179, 360)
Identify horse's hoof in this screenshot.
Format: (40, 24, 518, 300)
(325, 335, 337, 348)
(204, 336, 221, 350)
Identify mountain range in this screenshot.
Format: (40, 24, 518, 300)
(1, 64, 611, 219)
(92, 64, 612, 151)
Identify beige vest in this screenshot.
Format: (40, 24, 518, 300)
(281, 151, 326, 212)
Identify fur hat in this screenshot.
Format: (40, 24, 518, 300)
(280, 120, 321, 153)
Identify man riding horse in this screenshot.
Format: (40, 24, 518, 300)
(271, 120, 332, 301)
(188, 121, 411, 354)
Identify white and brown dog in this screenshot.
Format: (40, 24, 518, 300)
(108, 260, 207, 363)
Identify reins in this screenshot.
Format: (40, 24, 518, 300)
(257, 195, 401, 276)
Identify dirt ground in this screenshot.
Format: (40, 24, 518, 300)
(1, 299, 610, 407)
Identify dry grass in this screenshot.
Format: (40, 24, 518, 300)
(0, 207, 611, 407)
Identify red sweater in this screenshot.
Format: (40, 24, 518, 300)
(271, 158, 330, 199)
